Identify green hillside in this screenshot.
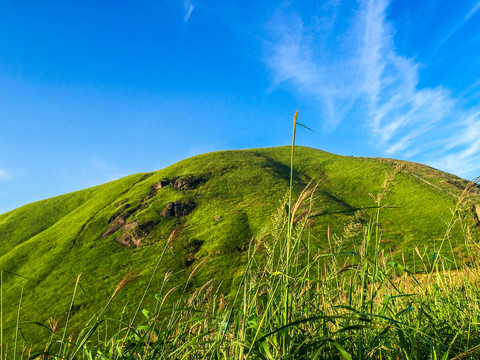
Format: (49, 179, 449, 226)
(0, 146, 478, 347)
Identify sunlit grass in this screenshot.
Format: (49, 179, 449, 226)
(1, 112, 480, 358)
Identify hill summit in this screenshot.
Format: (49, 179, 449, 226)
(0, 146, 478, 345)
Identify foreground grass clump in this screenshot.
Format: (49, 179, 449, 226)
(17, 172, 480, 359)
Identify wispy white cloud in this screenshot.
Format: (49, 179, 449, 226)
(265, 3, 365, 128)
(432, 1, 480, 55)
(265, 0, 480, 179)
(429, 112, 480, 175)
(0, 169, 10, 181)
(466, 1, 480, 20)
(184, 0, 194, 23)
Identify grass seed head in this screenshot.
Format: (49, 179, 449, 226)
(111, 271, 135, 300)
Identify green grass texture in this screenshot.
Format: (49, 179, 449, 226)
(0, 145, 478, 348)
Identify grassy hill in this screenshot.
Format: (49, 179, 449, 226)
(0, 146, 478, 349)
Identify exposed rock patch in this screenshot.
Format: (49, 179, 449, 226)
(108, 204, 138, 224)
(121, 221, 139, 232)
(153, 179, 170, 190)
(104, 203, 143, 239)
(161, 200, 196, 218)
(115, 233, 142, 247)
(105, 203, 161, 246)
(106, 176, 201, 247)
(152, 175, 205, 192)
(111, 220, 160, 247)
(135, 220, 160, 237)
(103, 215, 127, 238)
(170, 175, 203, 190)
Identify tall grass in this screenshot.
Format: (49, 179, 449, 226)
(2, 111, 480, 359)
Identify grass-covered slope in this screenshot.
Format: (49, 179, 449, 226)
(0, 146, 477, 345)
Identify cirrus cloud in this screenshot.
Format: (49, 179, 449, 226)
(264, 0, 480, 179)
(0, 169, 11, 181)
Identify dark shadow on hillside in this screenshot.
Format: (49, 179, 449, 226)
(250, 151, 309, 185)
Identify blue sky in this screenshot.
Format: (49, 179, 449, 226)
(1, 0, 480, 214)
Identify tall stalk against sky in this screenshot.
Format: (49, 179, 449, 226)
(282, 109, 298, 352)
(286, 109, 298, 277)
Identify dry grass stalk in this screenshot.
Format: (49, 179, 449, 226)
(185, 256, 210, 290)
(160, 285, 180, 308)
(168, 222, 185, 244)
(111, 271, 135, 300)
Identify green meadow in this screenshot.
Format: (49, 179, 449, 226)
(1, 128, 480, 358)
